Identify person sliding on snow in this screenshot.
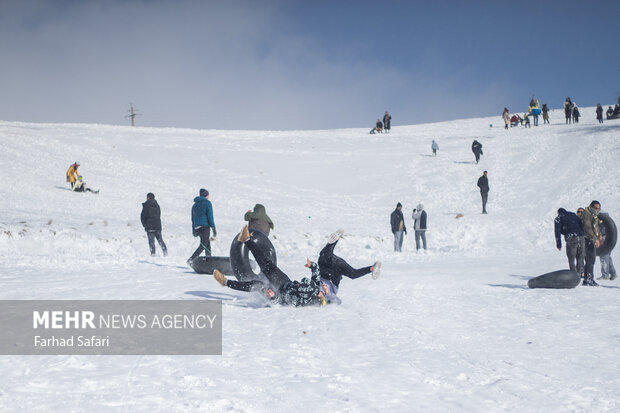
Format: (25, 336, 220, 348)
(317, 229, 380, 288)
(72, 176, 99, 193)
(213, 227, 380, 306)
(66, 161, 80, 189)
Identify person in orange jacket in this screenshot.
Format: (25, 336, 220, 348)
(66, 161, 80, 189)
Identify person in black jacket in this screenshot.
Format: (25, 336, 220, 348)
(471, 140, 483, 164)
(477, 171, 489, 214)
(390, 203, 406, 252)
(141, 193, 168, 256)
(383, 111, 392, 133)
(554, 208, 585, 275)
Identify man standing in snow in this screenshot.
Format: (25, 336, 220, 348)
(188, 188, 217, 264)
(598, 212, 616, 281)
(502, 108, 510, 129)
(580, 200, 603, 286)
(477, 171, 489, 214)
(390, 203, 406, 252)
(554, 208, 584, 275)
(383, 112, 392, 133)
(141, 192, 168, 257)
(412, 204, 427, 251)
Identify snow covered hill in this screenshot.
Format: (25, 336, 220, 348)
(0, 108, 619, 412)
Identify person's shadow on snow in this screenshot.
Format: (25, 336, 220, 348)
(185, 290, 270, 308)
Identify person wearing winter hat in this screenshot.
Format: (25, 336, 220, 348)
(188, 188, 216, 264)
(390, 203, 406, 252)
(412, 204, 428, 251)
(141, 192, 168, 257)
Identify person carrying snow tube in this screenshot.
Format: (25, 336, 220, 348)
(214, 225, 334, 306)
(471, 140, 483, 164)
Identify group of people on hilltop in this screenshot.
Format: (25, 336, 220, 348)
(563, 97, 581, 124)
(502, 96, 616, 128)
(555, 201, 616, 286)
(370, 111, 392, 134)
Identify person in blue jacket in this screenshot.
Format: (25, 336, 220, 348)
(188, 188, 217, 264)
(554, 208, 585, 275)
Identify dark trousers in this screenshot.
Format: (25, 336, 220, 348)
(481, 191, 488, 213)
(565, 236, 584, 274)
(474, 151, 481, 163)
(147, 230, 167, 256)
(244, 233, 290, 291)
(190, 227, 212, 259)
(318, 241, 371, 287)
(584, 237, 597, 279)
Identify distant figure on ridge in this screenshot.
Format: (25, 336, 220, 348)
(502, 108, 510, 129)
(542, 104, 550, 124)
(383, 112, 392, 133)
(572, 103, 580, 124)
(431, 140, 439, 156)
(596, 104, 604, 124)
(563, 97, 573, 124)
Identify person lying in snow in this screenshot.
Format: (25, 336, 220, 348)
(213, 226, 380, 306)
(72, 176, 99, 193)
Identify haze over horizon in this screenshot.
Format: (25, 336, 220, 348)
(1, 0, 618, 130)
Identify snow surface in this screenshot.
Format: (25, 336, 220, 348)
(0, 108, 619, 412)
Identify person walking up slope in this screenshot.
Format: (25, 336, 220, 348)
(477, 171, 489, 214)
(431, 140, 439, 156)
(188, 188, 217, 264)
(390, 203, 407, 252)
(412, 204, 428, 251)
(141, 193, 168, 257)
(472, 140, 483, 164)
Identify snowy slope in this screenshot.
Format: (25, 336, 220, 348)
(0, 108, 619, 412)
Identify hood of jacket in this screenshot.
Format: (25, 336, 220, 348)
(416, 203, 424, 211)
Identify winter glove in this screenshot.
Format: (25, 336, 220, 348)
(212, 227, 217, 237)
(192, 228, 198, 237)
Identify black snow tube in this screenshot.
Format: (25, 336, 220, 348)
(528, 269, 581, 289)
(596, 213, 617, 257)
(190, 256, 233, 275)
(230, 230, 276, 282)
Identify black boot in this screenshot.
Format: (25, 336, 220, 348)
(582, 273, 599, 286)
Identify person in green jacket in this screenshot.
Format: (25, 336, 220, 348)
(244, 204, 274, 236)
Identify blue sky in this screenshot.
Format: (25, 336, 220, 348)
(0, 0, 618, 130)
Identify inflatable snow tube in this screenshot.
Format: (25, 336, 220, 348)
(531, 108, 541, 115)
(190, 256, 233, 275)
(528, 269, 581, 289)
(597, 213, 617, 257)
(230, 230, 275, 282)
